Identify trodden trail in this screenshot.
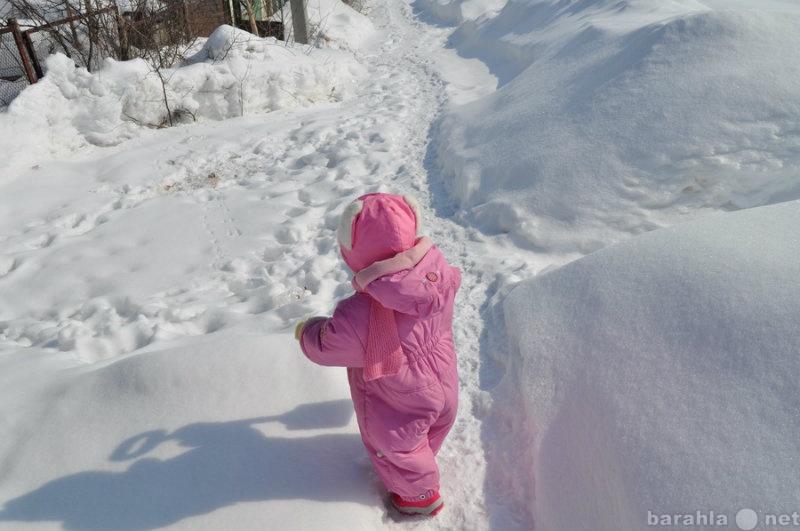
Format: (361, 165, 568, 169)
(0, 0, 517, 527)
(339, 2, 520, 529)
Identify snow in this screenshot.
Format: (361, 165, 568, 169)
(437, 0, 800, 266)
(496, 201, 800, 530)
(1, 0, 800, 530)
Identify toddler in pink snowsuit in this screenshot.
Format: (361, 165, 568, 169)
(296, 193, 461, 516)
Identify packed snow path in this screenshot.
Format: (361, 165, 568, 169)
(0, 1, 508, 530)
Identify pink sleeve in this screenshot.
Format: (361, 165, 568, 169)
(298, 299, 367, 368)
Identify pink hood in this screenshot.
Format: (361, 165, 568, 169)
(338, 193, 421, 274)
(337, 193, 447, 317)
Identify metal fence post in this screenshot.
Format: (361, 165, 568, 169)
(289, 0, 308, 44)
(7, 18, 38, 84)
(21, 30, 44, 79)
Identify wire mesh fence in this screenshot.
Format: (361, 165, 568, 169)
(19, 6, 124, 72)
(1, 30, 24, 106)
(1, 19, 36, 108)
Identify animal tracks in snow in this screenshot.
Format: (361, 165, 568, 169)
(0, 102, 398, 364)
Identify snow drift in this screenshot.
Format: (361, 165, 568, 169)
(437, 0, 800, 262)
(493, 199, 800, 530)
(0, 7, 372, 175)
(0, 333, 378, 531)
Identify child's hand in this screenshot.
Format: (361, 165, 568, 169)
(294, 320, 308, 341)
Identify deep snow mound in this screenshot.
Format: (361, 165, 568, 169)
(0, 9, 372, 175)
(491, 199, 800, 531)
(447, 0, 708, 85)
(0, 333, 378, 530)
(436, 1, 800, 263)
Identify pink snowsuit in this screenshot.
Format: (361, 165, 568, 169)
(298, 193, 461, 501)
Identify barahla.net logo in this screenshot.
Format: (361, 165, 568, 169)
(648, 508, 800, 530)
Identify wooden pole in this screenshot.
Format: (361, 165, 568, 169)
(243, 0, 259, 36)
(66, 4, 83, 51)
(114, 5, 129, 61)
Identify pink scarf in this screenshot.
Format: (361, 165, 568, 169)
(364, 300, 403, 381)
(358, 237, 434, 381)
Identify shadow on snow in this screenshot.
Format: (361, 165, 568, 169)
(0, 400, 371, 531)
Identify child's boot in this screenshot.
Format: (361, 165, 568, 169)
(390, 491, 444, 516)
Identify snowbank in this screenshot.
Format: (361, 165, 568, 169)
(297, 0, 376, 50)
(0, 331, 381, 530)
(415, 0, 507, 25)
(436, 0, 800, 263)
(492, 199, 800, 530)
(0, 7, 372, 175)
